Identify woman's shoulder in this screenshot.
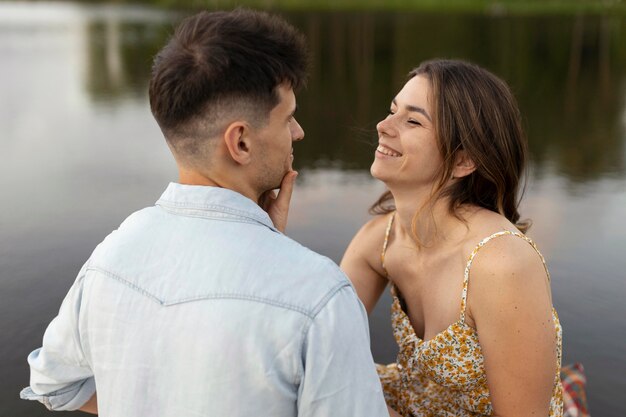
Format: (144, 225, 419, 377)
(463, 213, 551, 307)
(353, 212, 395, 243)
(343, 213, 395, 267)
(463, 208, 547, 284)
(470, 230, 545, 272)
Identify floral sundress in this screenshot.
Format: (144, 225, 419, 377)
(377, 213, 563, 417)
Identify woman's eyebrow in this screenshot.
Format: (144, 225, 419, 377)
(392, 98, 432, 122)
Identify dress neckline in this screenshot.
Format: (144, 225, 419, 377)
(381, 211, 551, 339)
(391, 287, 478, 345)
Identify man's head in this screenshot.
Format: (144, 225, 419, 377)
(149, 9, 308, 195)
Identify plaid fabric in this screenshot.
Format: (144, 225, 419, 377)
(561, 363, 589, 417)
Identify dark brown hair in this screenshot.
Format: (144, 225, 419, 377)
(371, 59, 529, 232)
(149, 9, 308, 153)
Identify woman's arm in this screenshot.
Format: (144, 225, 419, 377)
(340, 216, 390, 314)
(468, 235, 558, 417)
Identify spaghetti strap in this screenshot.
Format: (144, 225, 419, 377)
(381, 212, 396, 277)
(459, 230, 550, 324)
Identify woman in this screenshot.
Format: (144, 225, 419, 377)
(341, 59, 563, 417)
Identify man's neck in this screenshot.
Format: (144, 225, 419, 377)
(178, 168, 260, 203)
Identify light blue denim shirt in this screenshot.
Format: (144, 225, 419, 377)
(21, 183, 388, 417)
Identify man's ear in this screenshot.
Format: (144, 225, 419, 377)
(452, 150, 476, 179)
(222, 121, 252, 165)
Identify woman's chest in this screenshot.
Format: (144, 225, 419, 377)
(384, 246, 467, 339)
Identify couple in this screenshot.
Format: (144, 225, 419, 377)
(21, 9, 563, 417)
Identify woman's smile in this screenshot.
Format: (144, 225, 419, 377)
(376, 144, 403, 158)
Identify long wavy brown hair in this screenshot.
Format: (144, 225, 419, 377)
(370, 59, 530, 233)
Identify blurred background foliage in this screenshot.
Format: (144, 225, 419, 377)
(82, 9, 625, 182)
(54, 0, 626, 14)
(2, 3, 625, 417)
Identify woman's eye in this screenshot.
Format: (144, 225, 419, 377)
(408, 119, 421, 126)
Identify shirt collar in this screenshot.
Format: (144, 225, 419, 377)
(156, 182, 278, 233)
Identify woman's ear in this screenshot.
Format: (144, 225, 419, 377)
(222, 121, 252, 165)
(452, 150, 476, 179)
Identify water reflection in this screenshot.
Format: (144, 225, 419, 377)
(85, 19, 172, 100)
(0, 4, 624, 417)
(290, 12, 626, 182)
(39, 6, 626, 181)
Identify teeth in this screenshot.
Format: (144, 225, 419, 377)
(377, 145, 402, 157)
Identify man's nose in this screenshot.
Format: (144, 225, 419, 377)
(292, 118, 304, 141)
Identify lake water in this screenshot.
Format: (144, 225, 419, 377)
(0, 3, 624, 416)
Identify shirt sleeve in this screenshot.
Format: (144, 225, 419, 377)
(20, 262, 96, 411)
(297, 284, 388, 417)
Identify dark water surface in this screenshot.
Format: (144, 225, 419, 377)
(1, 3, 624, 416)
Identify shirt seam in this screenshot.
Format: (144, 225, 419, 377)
(156, 203, 279, 234)
(157, 205, 265, 225)
(295, 281, 352, 386)
(87, 266, 321, 318)
(156, 199, 273, 228)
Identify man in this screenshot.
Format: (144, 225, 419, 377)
(21, 9, 389, 417)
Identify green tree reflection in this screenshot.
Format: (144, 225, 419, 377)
(84, 11, 625, 183)
(85, 20, 173, 100)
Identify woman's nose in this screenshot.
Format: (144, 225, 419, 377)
(376, 115, 395, 137)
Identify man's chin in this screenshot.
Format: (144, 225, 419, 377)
(264, 178, 285, 192)
(274, 168, 292, 189)
(259, 168, 290, 193)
